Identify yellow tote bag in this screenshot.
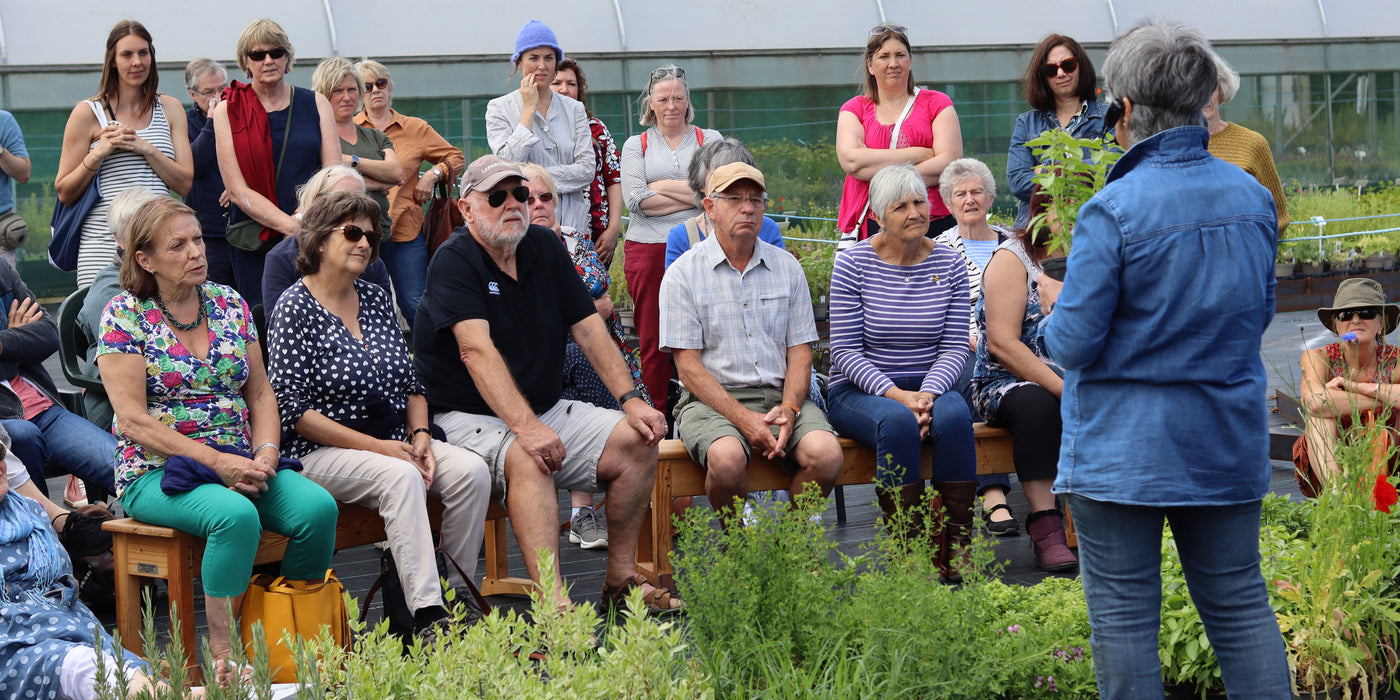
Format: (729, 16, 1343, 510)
(240, 569, 352, 683)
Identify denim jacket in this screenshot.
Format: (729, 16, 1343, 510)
(1043, 126, 1279, 506)
(1007, 101, 1109, 228)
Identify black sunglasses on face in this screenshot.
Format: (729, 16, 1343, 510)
(484, 185, 531, 208)
(1040, 57, 1080, 79)
(1104, 97, 1125, 139)
(364, 78, 389, 92)
(333, 224, 380, 247)
(1336, 308, 1382, 322)
(246, 47, 288, 62)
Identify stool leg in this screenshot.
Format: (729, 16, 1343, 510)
(167, 533, 197, 665)
(110, 533, 143, 654)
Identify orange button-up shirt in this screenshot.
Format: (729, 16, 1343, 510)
(355, 109, 466, 242)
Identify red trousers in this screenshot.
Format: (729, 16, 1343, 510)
(623, 240, 674, 410)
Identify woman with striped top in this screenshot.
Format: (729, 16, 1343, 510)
(56, 20, 192, 287)
(826, 163, 977, 583)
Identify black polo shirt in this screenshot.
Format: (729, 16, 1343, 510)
(414, 224, 596, 417)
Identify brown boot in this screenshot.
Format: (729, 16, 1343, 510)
(1026, 510, 1079, 573)
(933, 481, 977, 584)
(877, 484, 926, 543)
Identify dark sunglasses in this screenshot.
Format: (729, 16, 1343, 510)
(1104, 97, 1125, 137)
(364, 78, 389, 92)
(1040, 57, 1079, 79)
(484, 185, 530, 208)
(527, 191, 555, 205)
(332, 224, 380, 247)
(1336, 308, 1382, 322)
(245, 47, 288, 62)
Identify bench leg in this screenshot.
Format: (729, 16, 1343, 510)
(109, 532, 144, 655)
(650, 460, 677, 591)
(167, 533, 198, 665)
(834, 485, 847, 525)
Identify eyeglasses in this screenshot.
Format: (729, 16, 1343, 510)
(364, 78, 389, 92)
(527, 191, 555, 205)
(192, 86, 223, 98)
(332, 224, 380, 247)
(650, 66, 685, 81)
(483, 185, 530, 208)
(1336, 308, 1382, 322)
(1040, 57, 1080, 79)
(246, 47, 288, 62)
(1104, 97, 1125, 137)
(711, 193, 769, 210)
(869, 23, 908, 35)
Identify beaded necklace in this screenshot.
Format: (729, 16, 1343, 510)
(155, 288, 205, 331)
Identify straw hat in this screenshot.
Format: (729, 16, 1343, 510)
(1317, 278, 1400, 334)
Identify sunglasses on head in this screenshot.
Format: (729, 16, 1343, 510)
(364, 78, 389, 92)
(527, 191, 555, 205)
(1040, 57, 1079, 79)
(1336, 308, 1382, 322)
(246, 47, 287, 62)
(484, 185, 530, 208)
(650, 66, 685, 81)
(869, 23, 908, 36)
(332, 224, 380, 247)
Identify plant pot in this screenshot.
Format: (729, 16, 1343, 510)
(1040, 256, 1068, 282)
(1301, 261, 1326, 276)
(616, 308, 636, 334)
(811, 302, 829, 322)
(1275, 262, 1296, 278)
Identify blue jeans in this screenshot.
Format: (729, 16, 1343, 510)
(380, 236, 428, 323)
(826, 376, 976, 488)
(5, 406, 117, 496)
(1068, 495, 1291, 699)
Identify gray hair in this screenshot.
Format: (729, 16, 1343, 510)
(868, 163, 927, 221)
(295, 165, 365, 214)
(1211, 51, 1240, 104)
(938, 158, 997, 206)
(637, 64, 694, 127)
(107, 187, 159, 248)
(1102, 18, 1216, 147)
(688, 138, 754, 208)
(184, 58, 227, 93)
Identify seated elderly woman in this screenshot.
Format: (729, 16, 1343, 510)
(1295, 278, 1400, 496)
(95, 197, 339, 681)
(970, 185, 1076, 573)
(826, 163, 977, 583)
(267, 191, 491, 641)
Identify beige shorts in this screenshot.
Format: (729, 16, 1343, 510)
(435, 399, 624, 502)
(674, 386, 834, 472)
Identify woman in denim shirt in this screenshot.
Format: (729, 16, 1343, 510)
(1006, 35, 1107, 229)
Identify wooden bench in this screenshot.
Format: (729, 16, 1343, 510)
(103, 499, 528, 658)
(634, 423, 1075, 589)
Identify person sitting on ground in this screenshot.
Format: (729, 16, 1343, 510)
(521, 163, 648, 552)
(826, 163, 977, 583)
(261, 165, 391, 312)
(663, 137, 786, 269)
(76, 187, 160, 432)
(96, 197, 338, 682)
(413, 155, 680, 613)
(1295, 278, 1400, 496)
(660, 162, 843, 524)
(0, 252, 117, 499)
(267, 191, 491, 642)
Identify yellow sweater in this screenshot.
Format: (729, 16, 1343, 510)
(1208, 122, 1290, 233)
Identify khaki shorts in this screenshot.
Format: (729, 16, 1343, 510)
(436, 399, 624, 503)
(674, 386, 834, 473)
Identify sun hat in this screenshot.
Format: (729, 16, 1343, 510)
(461, 155, 528, 193)
(1318, 278, 1400, 334)
(511, 20, 564, 65)
(706, 162, 766, 196)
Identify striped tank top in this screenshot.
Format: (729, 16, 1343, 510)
(76, 99, 176, 286)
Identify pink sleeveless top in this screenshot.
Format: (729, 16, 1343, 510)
(838, 89, 954, 234)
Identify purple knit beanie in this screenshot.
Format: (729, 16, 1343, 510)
(511, 19, 564, 65)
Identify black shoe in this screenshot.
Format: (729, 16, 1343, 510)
(981, 503, 1021, 537)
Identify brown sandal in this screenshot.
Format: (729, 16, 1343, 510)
(600, 574, 684, 615)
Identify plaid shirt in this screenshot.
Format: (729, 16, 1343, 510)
(659, 236, 817, 389)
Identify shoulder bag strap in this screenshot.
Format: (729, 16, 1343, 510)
(856, 88, 923, 235)
(685, 217, 703, 247)
(87, 100, 109, 129)
(436, 546, 492, 615)
(273, 87, 295, 184)
(694, 126, 703, 146)
(640, 129, 648, 155)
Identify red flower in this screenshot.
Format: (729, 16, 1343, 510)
(1373, 473, 1398, 513)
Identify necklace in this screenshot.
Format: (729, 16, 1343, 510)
(155, 289, 205, 331)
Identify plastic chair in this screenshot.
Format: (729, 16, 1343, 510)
(57, 285, 104, 395)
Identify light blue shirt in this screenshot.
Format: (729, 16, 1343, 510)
(0, 111, 28, 214)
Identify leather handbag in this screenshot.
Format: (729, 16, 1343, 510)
(240, 569, 351, 683)
(49, 101, 109, 271)
(422, 164, 463, 256)
(227, 90, 295, 255)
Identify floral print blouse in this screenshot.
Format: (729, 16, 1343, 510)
(96, 283, 255, 495)
(586, 116, 621, 243)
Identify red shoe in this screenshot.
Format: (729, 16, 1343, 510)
(1027, 510, 1078, 573)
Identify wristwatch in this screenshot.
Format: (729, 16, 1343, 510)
(617, 388, 646, 406)
(351, 155, 360, 170)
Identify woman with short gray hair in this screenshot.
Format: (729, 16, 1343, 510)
(663, 138, 785, 268)
(1041, 18, 1290, 697)
(827, 162, 977, 583)
(184, 58, 232, 284)
(1203, 51, 1289, 234)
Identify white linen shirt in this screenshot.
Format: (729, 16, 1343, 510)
(484, 91, 595, 233)
(659, 236, 818, 389)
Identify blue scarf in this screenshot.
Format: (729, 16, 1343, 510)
(0, 492, 67, 605)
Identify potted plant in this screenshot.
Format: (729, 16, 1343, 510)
(1276, 244, 1297, 279)
(1024, 129, 1123, 280)
(1295, 244, 1326, 276)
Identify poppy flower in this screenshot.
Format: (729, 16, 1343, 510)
(1373, 473, 1397, 513)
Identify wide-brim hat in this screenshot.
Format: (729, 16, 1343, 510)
(1318, 278, 1400, 334)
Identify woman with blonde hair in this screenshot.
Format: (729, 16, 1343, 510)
(312, 57, 400, 243)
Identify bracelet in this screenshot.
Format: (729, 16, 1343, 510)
(81, 158, 98, 172)
(252, 442, 280, 458)
(617, 387, 646, 406)
(781, 401, 802, 417)
(411, 427, 432, 438)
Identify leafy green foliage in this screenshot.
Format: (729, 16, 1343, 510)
(1023, 129, 1122, 254)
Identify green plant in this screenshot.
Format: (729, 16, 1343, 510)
(1024, 129, 1122, 254)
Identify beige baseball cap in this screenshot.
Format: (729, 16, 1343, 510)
(461, 155, 528, 193)
(706, 162, 766, 196)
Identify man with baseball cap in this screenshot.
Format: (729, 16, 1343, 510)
(413, 155, 679, 613)
(659, 163, 842, 525)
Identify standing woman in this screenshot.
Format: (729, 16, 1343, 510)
(1204, 51, 1290, 235)
(621, 65, 723, 411)
(484, 20, 594, 234)
(1006, 35, 1107, 229)
(213, 18, 339, 309)
(354, 59, 465, 322)
(312, 58, 401, 246)
(552, 58, 622, 264)
(56, 20, 193, 287)
(836, 23, 961, 244)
